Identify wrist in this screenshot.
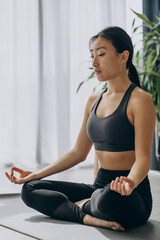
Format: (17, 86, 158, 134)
(30, 172, 39, 180)
(127, 176, 138, 189)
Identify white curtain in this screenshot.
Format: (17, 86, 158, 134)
(0, 0, 40, 168)
(0, 0, 142, 168)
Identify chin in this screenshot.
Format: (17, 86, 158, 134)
(97, 77, 108, 82)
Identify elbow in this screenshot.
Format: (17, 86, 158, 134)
(80, 156, 87, 162)
(77, 153, 87, 163)
(144, 164, 150, 175)
(71, 148, 87, 163)
(144, 158, 151, 172)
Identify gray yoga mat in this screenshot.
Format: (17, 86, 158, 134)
(0, 194, 160, 240)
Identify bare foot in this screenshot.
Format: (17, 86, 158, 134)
(83, 214, 125, 231)
(74, 199, 125, 231)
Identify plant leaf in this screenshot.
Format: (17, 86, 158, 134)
(147, 71, 160, 77)
(88, 71, 95, 79)
(132, 18, 136, 28)
(76, 81, 85, 93)
(131, 9, 155, 28)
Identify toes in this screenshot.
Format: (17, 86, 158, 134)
(111, 222, 125, 231)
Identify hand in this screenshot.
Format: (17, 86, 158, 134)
(5, 167, 36, 184)
(110, 176, 135, 196)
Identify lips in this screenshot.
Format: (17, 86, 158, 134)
(95, 70, 102, 74)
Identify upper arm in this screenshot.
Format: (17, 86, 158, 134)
(132, 90, 156, 163)
(73, 92, 99, 161)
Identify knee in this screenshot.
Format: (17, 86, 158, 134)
(21, 180, 38, 207)
(90, 186, 119, 219)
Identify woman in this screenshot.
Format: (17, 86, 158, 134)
(5, 26, 156, 231)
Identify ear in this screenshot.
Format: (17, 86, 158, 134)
(120, 50, 129, 64)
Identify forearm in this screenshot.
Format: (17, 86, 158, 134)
(127, 157, 150, 189)
(34, 149, 83, 179)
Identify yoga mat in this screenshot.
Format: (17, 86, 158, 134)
(0, 194, 160, 240)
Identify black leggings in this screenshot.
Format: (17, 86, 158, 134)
(21, 168, 152, 228)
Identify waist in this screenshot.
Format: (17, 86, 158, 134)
(96, 150, 135, 170)
(94, 167, 150, 192)
(94, 168, 130, 188)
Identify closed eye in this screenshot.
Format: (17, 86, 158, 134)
(90, 53, 105, 58)
(99, 53, 105, 56)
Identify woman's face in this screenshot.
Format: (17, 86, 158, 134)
(90, 37, 126, 82)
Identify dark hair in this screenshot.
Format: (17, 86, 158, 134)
(89, 26, 141, 87)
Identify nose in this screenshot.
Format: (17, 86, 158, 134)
(92, 56, 99, 68)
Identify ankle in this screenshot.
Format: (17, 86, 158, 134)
(83, 214, 99, 226)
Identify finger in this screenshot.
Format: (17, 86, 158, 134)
(119, 177, 124, 195)
(5, 172, 11, 181)
(5, 172, 18, 184)
(121, 182, 125, 195)
(126, 182, 133, 195)
(11, 167, 23, 173)
(10, 170, 14, 182)
(12, 176, 18, 184)
(110, 180, 114, 190)
(117, 182, 122, 193)
(120, 176, 123, 183)
(118, 177, 123, 191)
(114, 177, 120, 192)
(122, 182, 128, 196)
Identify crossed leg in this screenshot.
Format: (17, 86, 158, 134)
(75, 183, 148, 230)
(74, 198, 124, 231)
(21, 179, 124, 231)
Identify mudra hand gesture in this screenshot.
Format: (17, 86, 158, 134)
(110, 176, 135, 196)
(5, 167, 35, 184)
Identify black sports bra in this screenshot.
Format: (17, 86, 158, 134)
(86, 83, 137, 152)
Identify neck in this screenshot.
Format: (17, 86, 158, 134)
(106, 73, 131, 94)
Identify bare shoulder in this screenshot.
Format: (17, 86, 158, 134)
(131, 86, 154, 104)
(131, 86, 156, 116)
(86, 89, 102, 113)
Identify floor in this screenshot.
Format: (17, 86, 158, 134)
(0, 226, 37, 240)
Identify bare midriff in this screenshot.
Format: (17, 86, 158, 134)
(95, 150, 135, 170)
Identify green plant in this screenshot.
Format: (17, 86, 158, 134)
(132, 10, 160, 116)
(76, 10, 160, 116)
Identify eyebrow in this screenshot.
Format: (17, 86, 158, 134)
(90, 47, 107, 52)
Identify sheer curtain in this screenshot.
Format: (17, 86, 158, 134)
(0, 0, 142, 168)
(0, 0, 40, 168)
